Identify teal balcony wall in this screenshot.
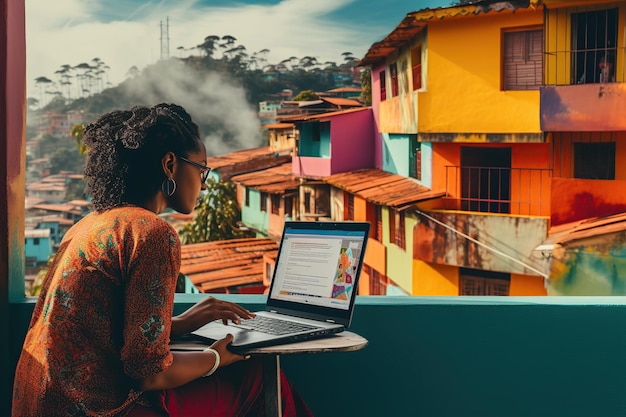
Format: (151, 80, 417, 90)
(9, 295, 626, 416)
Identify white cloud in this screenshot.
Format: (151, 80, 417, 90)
(25, 0, 382, 99)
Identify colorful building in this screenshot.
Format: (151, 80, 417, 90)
(359, 0, 626, 296)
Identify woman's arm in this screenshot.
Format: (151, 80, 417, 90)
(137, 334, 248, 391)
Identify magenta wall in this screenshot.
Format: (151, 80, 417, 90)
(330, 110, 375, 173)
(292, 155, 332, 176)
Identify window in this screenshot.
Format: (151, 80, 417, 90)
(460, 268, 510, 296)
(365, 265, 388, 296)
(399, 59, 409, 94)
(312, 122, 320, 142)
(260, 192, 267, 212)
(379, 70, 386, 101)
(303, 191, 311, 214)
(503, 28, 543, 90)
(284, 196, 293, 218)
(270, 194, 280, 215)
(409, 136, 420, 180)
(33, 238, 39, 245)
(572, 8, 618, 84)
(245, 187, 250, 207)
(389, 209, 405, 249)
(574, 142, 615, 180)
(366, 203, 382, 242)
(415, 146, 422, 181)
(396, 211, 405, 250)
(411, 45, 422, 90)
(374, 206, 382, 242)
(389, 63, 399, 97)
(346, 193, 354, 221)
(460, 147, 511, 214)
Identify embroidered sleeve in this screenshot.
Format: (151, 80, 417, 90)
(120, 216, 181, 380)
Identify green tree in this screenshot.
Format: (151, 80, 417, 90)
(360, 67, 372, 105)
(70, 123, 88, 154)
(48, 140, 84, 175)
(179, 178, 247, 244)
(293, 89, 318, 101)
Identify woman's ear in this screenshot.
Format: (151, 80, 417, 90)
(162, 152, 176, 177)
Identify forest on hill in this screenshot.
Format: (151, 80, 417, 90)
(30, 34, 368, 153)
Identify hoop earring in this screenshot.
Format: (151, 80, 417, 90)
(161, 177, 176, 196)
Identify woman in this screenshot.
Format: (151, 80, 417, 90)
(12, 103, 313, 416)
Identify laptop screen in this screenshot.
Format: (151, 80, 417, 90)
(267, 221, 370, 326)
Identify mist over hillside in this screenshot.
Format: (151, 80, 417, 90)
(30, 39, 362, 155)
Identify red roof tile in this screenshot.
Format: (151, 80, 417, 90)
(180, 238, 278, 292)
(230, 163, 300, 194)
(549, 212, 626, 246)
(324, 87, 362, 93)
(278, 107, 369, 123)
(207, 146, 291, 181)
(319, 97, 363, 107)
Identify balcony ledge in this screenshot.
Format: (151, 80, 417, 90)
(9, 294, 626, 417)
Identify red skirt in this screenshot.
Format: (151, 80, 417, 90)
(127, 358, 313, 417)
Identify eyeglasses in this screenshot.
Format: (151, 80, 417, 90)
(177, 155, 211, 183)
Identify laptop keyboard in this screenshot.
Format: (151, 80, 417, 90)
(232, 315, 318, 335)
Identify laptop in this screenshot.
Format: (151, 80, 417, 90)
(190, 220, 370, 353)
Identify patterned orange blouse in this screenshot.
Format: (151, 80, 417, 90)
(12, 206, 181, 417)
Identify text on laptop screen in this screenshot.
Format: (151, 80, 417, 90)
(269, 227, 366, 310)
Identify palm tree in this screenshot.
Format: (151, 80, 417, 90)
(196, 35, 220, 58)
(34, 76, 53, 106)
(126, 65, 140, 79)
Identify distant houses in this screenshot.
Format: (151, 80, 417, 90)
(24, 172, 91, 278)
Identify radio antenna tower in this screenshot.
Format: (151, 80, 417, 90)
(160, 17, 170, 60)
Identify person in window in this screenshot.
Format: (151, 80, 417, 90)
(599, 53, 616, 83)
(578, 53, 616, 84)
(12, 103, 313, 417)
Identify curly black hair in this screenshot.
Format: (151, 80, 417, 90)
(83, 103, 202, 212)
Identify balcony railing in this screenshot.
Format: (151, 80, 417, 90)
(544, 46, 625, 86)
(442, 166, 552, 216)
(544, 5, 625, 86)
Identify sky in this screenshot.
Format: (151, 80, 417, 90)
(25, 0, 452, 99)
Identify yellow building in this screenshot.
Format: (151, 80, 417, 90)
(363, 1, 599, 296)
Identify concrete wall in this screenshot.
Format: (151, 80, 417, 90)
(8, 294, 626, 417)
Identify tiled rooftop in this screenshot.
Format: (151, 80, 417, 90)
(230, 162, 300, 195)
(180, 237, 278, 292)
(207, 146, 291, 181)
(324, 168, 444, 210)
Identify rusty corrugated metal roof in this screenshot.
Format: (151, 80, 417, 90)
(549, 212, 626, 246)
(325, 87, 362, 93)
(320, 97, 363, 108)
(230, 162, 300, 194)
(277, 107, 370, 123)
(207, 146, 291, 181)
(360, 0, 538, 66)
(324, 169, 445, 210)
(180, 237, 278, 292)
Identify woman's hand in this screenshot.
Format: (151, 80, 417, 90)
(171, 296, 256, 337)
(210, 334, 250, 368)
